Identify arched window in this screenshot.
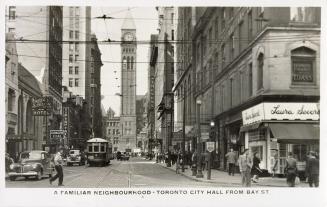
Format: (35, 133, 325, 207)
(131, 56, 134, 70)
(26, 99, 33, 133)
(291, 46, 316, 85)
(257, 53, 264, 90)
(17, 95, 23, 135)
(127, 56, 130, 70)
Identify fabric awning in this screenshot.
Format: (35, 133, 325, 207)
(269, 123, 319, 144)
(240, 122, 262, 132)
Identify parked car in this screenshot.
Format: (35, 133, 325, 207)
(8, 151, 54, 181)
(66, 150, 85, 166)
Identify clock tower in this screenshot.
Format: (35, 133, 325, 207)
(120, 10, 137, 152)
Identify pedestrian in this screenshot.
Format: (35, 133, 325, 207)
(251, 152, 262, 183)
(5, 153, 14, 173)
(271, 149, 278, 177)
(305, 151, 319, 187)
(238, 149, 253, 187)
(284, 152, 298, 187)
(225, 148, 237, 176)
(50, 148, 64, 186)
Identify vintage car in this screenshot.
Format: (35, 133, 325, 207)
(8, 150, 54, 181)
(66, 150, 85, 166)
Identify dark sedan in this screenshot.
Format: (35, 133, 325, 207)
(8, 151, 54, 181)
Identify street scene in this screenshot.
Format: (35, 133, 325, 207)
(4, 6, 320, 188)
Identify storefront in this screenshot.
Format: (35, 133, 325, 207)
(241, 102, 319, 175)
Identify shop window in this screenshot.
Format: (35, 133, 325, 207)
(251, 145, 263, 160)
(293, 144, 307, 162)
(291, 46, 316, 85)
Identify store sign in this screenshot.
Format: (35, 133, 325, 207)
(242, 104, 265, 125)
(50, 130, 66, 144)
(206, 142, 215, 152)
(32, 97, 53, 116)
(242, 102, 320, 125)
(292, 62, 313, 83)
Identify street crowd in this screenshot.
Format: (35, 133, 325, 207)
(154, 148, 319, 187)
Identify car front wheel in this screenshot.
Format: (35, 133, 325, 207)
(36, 171, 42, 180)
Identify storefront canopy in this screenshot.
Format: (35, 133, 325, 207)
(269, 123, 319, 144)
(240, 122, 262, 132)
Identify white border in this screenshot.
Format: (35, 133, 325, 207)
(1, 0, 326, 207)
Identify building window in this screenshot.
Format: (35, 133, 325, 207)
(291, 46, 316, 85)
(75, 31, 79, 39)
(91, 78, 95, 84)
(171, 13, 174, 24)
(230, 33, 235, 59)
(208, 27, 212, 48)
(221, 43, 226, 68)
(75, 7, 80, 16)
(238, 21, 244, 52)
(69, 55, 73, 63)
(8, 28, 15, 33)
(69, 17, 74, 29)
(171, 29, 174, 41)
(75, 42, 79, 52)
(69, 7, 74, 16)
(69, 30, 74, 39)
(91, 97, 94, 104)
(215, 17, 219, 39)
(75, 66, 79, 74)
(75, 17, 79, 29)
(248, 63, 253, 96)
(127, 56, 130, 70)
(131, 56, 134, 70)
(7, 89, 15, 112)
(69, 66, 73, 74)
(230, 78, 233, 106)
(75, 78, 79, 87)
(69, 78, 73, 87)
(257, 53, 264, 90)
(75, 54, 79, 62)
(69, 42, 74, 51)
(222, 8, 226, 29)
(248, 10, 253, 43)
(108, 129, 111, 134)
(8, 6, 16, 20)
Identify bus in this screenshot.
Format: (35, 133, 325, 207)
(86, 138, 114, 167)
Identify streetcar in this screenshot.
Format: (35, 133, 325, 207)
(86, 138, 114, 167)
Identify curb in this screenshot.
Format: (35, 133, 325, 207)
(156, 163, 241, 186)
(156, 163, 306, 187)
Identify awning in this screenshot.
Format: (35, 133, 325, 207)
(240, 122, 262, 132)
(269, 123, 319, 144)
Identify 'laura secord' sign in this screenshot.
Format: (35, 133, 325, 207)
(242, 102, 320, 125)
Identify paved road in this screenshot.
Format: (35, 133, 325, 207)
(6, 157, 235, 188)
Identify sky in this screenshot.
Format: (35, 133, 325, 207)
(91, 7, 158, 115)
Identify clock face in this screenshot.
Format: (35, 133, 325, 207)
(124, 33, 134, 41)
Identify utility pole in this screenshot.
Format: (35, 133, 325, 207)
(182, 85, 186, 172)
(196, 100, 203, 178)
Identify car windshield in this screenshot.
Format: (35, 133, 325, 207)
(20, 152, 42, 160)
(70, 151, 79, 155)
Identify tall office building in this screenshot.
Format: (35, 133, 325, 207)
(62, 6, 91, 98)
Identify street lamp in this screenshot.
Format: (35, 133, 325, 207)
(207, 120, 215, 180)
(196, 100, 203, 178)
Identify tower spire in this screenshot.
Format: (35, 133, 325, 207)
(121, 9, 136, 30)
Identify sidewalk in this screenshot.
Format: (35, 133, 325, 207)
(157, 162, 308, 187)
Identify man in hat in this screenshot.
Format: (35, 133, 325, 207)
(305, 151, 319, 187)
(50, 147, 64, 186)
(238, 149, 253, 187)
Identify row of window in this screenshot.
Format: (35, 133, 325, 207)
(68, 78, 79, 87)
(69, 30, 79, 39)
(69, 66, 79, 75)
(108, 129, 120, 135)
(108, 122, 119, 127)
